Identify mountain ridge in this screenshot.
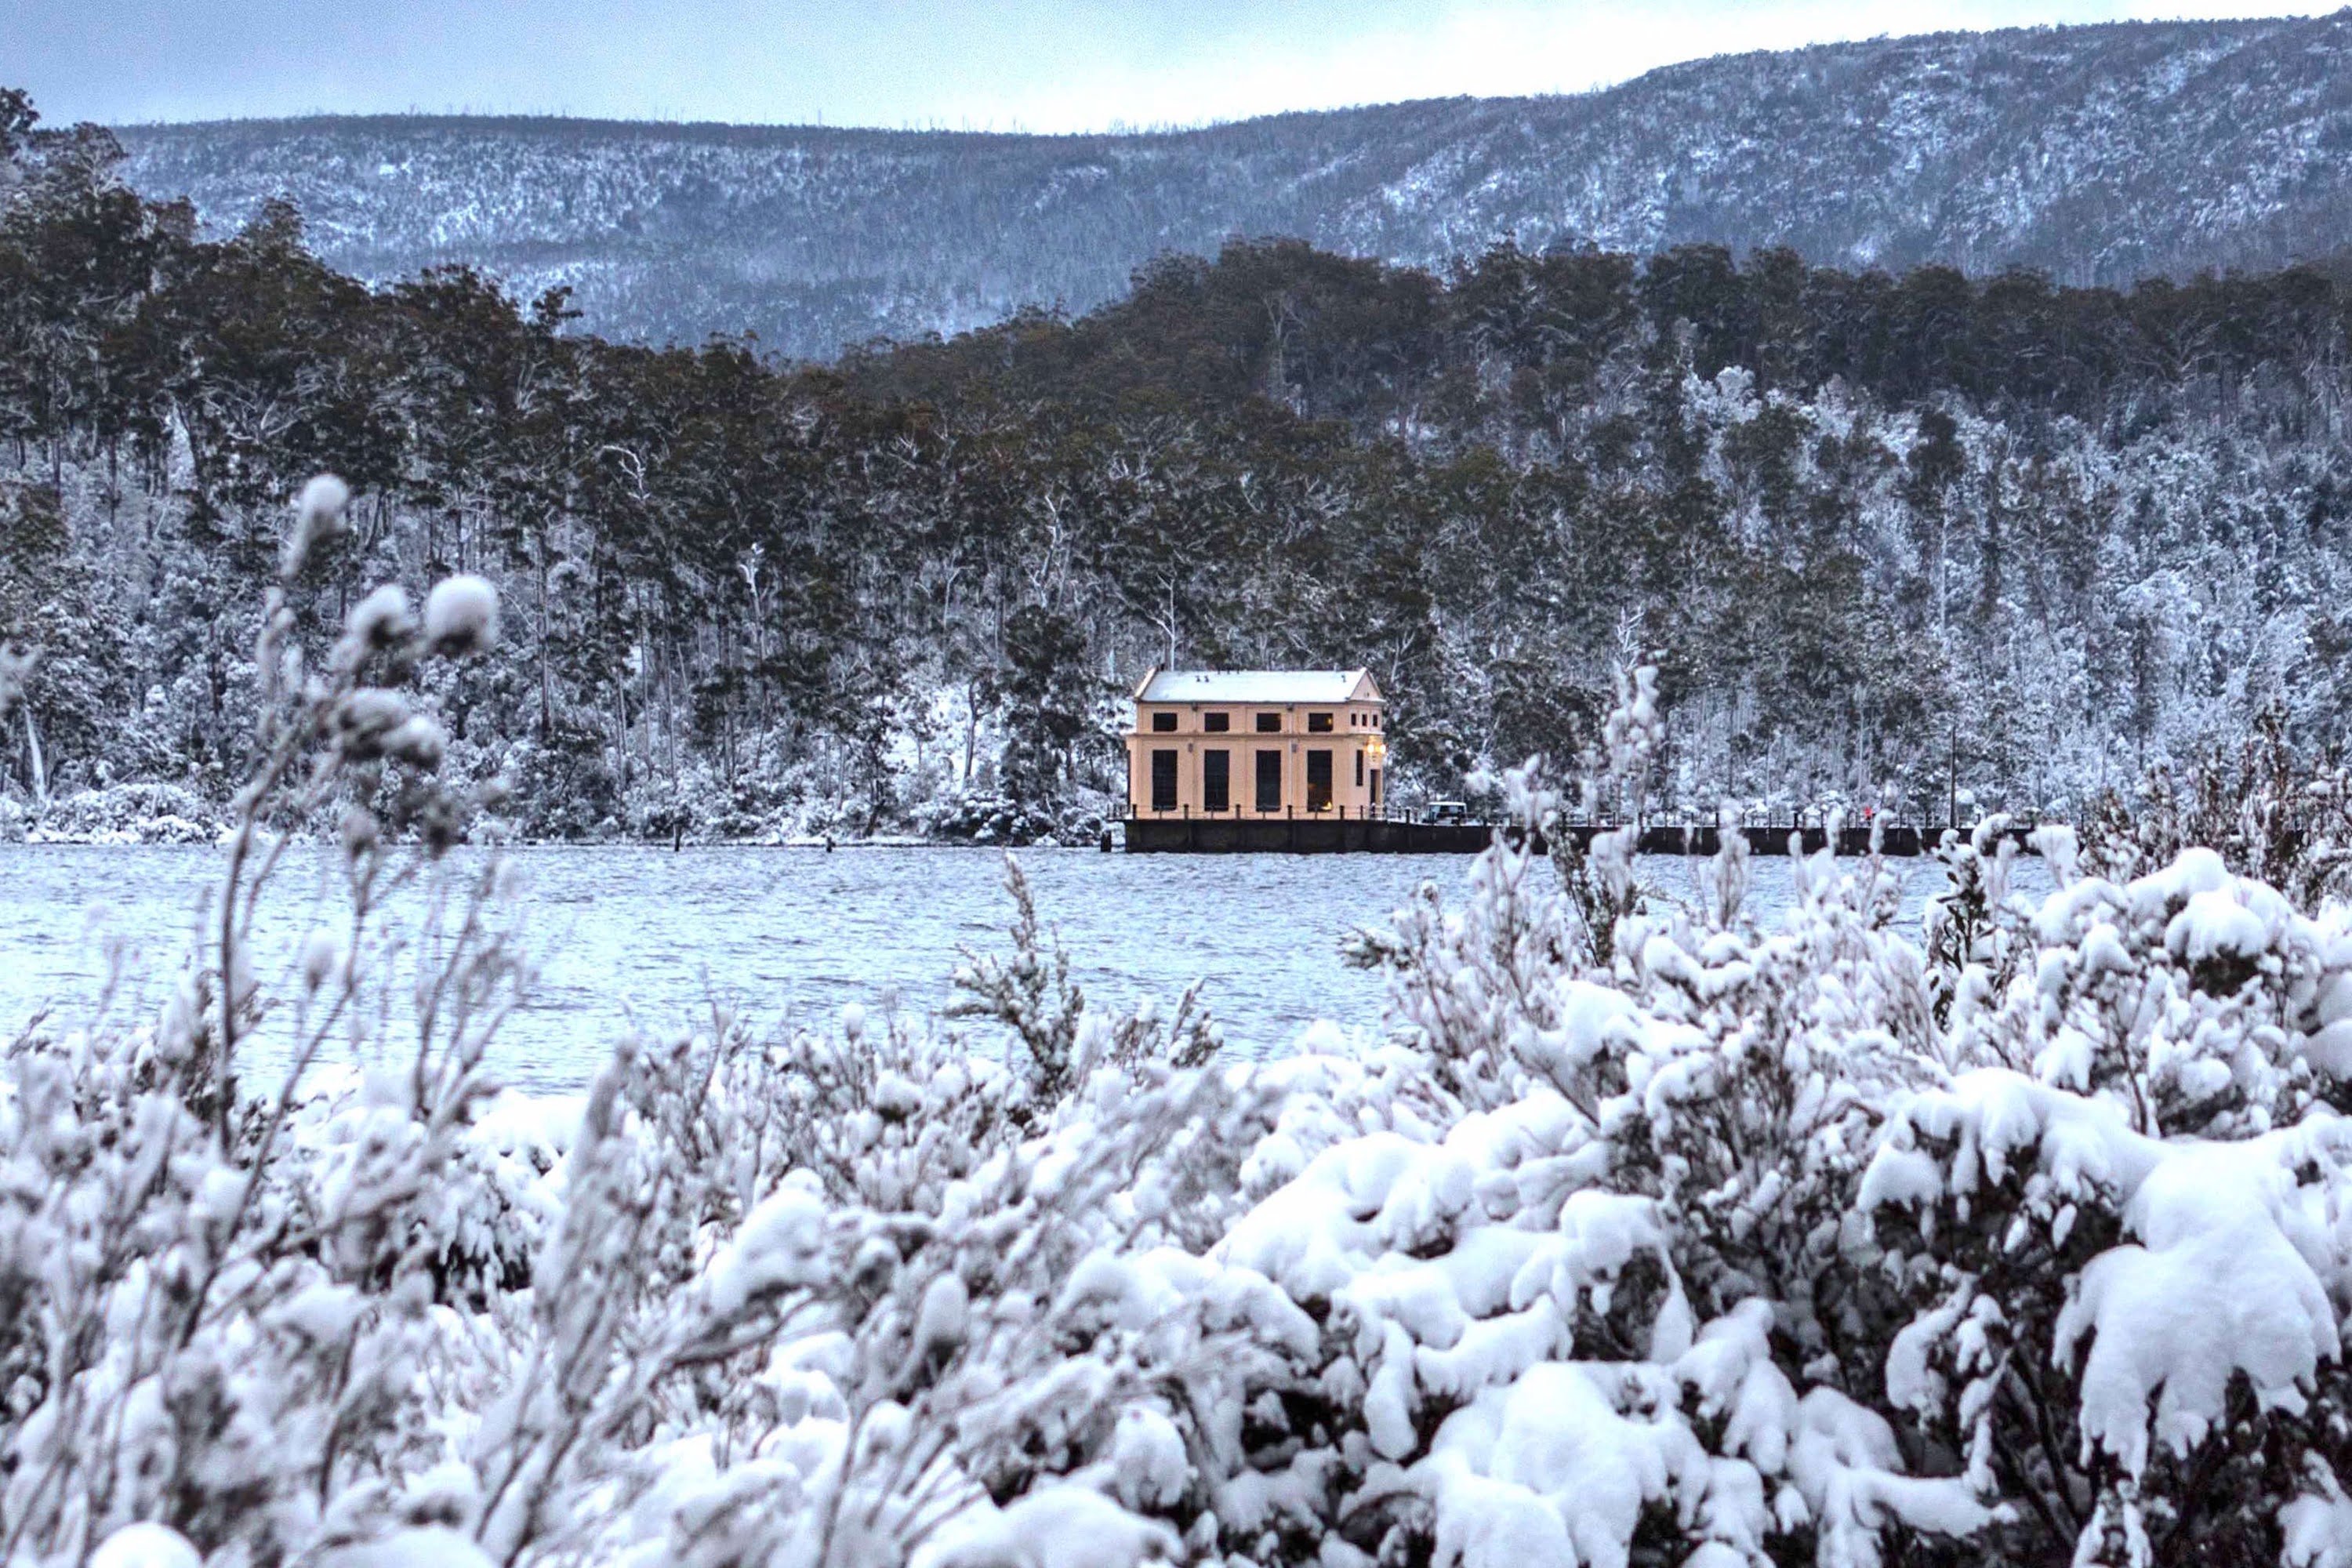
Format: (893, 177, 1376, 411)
(107, 11, 2352, 356)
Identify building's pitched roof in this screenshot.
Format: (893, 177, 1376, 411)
(1134, 668, 1381, 704)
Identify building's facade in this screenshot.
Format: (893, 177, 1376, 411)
(1123, 669, 1388, 818)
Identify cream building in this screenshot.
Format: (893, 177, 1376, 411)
(1123, 669, 1388, 818)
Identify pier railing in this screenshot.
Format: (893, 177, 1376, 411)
(1120, 800, 2046, 830)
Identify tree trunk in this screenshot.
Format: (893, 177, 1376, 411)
(24, 706, 45, 805)
(964, 678, 983, 787)
(532, 524, 554, 738)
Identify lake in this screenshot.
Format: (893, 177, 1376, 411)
(0, 843, 2032, 1091)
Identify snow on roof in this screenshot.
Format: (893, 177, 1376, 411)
(1134, 669, 1378, 704)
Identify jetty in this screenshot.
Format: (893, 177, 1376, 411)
(1121, 814, 2036, 856)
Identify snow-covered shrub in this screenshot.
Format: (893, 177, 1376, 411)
(1542, 661, 1662, 967)
(458, 986, 1303, 1566)
(949, 856, 1218, 1109)
(2079, 709, 2352, 909)
(1343, 816, 1584, 1113)
(1854, 814, 2352, 1563)
(918, 789, 1105, 849)
(1196, 691, 2352, 1566)
(0, 477, 524, 1563)
(19, 780, 220, 843)
(1224, 816, 1995, 1568)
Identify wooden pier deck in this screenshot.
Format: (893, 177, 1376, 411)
(1121, 817, 2037, 856)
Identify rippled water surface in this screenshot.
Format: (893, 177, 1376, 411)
(0, 844, 2040, 1091)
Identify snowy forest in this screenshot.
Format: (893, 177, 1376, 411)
(8, 85, 2352, 842)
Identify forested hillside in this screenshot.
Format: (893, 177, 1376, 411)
(5, 86, 2350, 841)
(112, 11, 2352, 355)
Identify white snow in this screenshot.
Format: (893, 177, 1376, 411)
(926, 1485, 1180, 1568)
(343, 584, 413, 649)
(2054, 1131, 2343, 1474)
(282, 473, 352, 575)
(294, 473, 350, 531)
(1133, 668, 1374, 704)
(89, 1524, 202, 1568)
(703, 1172, 833, 1313)
(423, 574, 499, 654)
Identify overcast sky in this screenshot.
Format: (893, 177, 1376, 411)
(4, 0, 2327, 132)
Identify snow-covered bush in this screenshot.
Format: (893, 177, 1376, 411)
(1281, 793, 2352, 1566)
(917, 789, 1107, 850)
(947, 855, 1219, 1109)
(2078, 710, 2352, 910)
(1222, 814, 1989, 1566)
(1206, 672, 2352, 1566)
(0, 476, 525, 1562)
(17, 780, 220, 843)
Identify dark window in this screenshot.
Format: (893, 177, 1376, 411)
(1355, 750, 1365, 786)
(1308, 712, 1334, 733)
(1254, 712, 1281, 732)
(1151, 711, 1177, 732)
(1203, 750, 1231, 812)
(1204, 712, 1231, 732)
(1255, 750, 1282, 811)
(1151, 750, 1178, 811)
(1370, 769, 1381, 807)
(1307, 750, 1334, 811)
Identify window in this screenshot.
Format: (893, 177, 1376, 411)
(1306, 750, 1334, 811)
(1370, 768, 1381, 808)
(1150, 750, 1178, 812)
(1151, 711, 1177, 732)
(1355, 750, 1365, 786)
(1308, 712, 1334, 733)
(1254, 713, 1281, 733)
(1254, 750, 1282, 811)
(1203, 750, 1231, 812)
(1203, 712, 1231, 732)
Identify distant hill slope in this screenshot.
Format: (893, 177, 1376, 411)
(111, 12, 2352, 357)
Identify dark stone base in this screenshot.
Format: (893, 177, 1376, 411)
(1121, 818, 2034, 856)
